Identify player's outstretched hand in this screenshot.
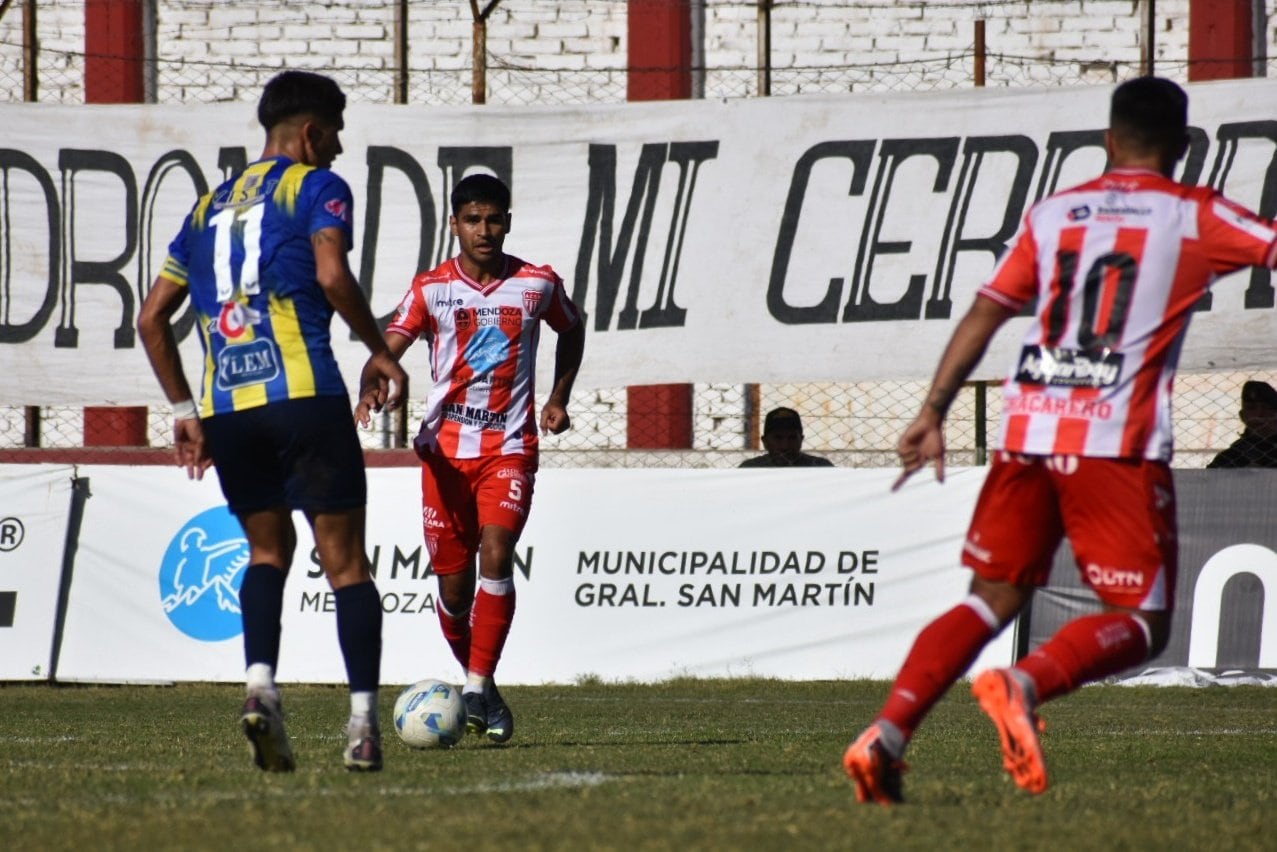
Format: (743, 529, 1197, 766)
(892, 415, 946, 491)
(174, 417, 212, 481)
(540, 401, 572, 436)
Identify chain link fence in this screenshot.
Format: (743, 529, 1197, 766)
(1, 0, 1272, 467)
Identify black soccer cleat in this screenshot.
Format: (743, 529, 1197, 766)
(463, 689, 488, 737)
(483, 684, 514, 744)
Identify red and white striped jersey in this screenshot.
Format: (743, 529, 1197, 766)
(980, 168, 1277, 461)
(387, 254, 581, 459)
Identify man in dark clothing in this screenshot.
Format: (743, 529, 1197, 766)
(1207, 380, 1277, 468)
(739, 407, 834, 468)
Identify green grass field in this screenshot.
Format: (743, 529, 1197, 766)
(1, 679, 1273, 850)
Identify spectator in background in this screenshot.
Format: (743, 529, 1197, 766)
(739, 407, 834, 468)
(1207, 380, 1277, 468)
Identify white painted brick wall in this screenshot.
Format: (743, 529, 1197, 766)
(9, 1, 1277, 106)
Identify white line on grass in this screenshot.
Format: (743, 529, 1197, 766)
(0, 770, 617, 808)
(379, 770, 614, 797)
(1080, 728, 1277, 737)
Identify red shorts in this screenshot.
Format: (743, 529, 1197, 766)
(962, 453, 1177, 611)
(419, 452, 535, 576)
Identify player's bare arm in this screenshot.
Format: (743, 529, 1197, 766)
(355, 332, 414, 427)
(312, 227, 408, 415)
(541, 320, 585, 435)
(137, 275, 213, 480)
(893, 295, 1014, 491)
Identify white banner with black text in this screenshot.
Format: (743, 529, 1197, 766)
(0, 465, 75, 680)
(2, 79, 1277, 405)
(52, 465, 1011, 685)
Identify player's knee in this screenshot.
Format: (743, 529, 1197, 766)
(436, 573, 475, 614)
(478, 535, 515, 576)
(325, 560, 372, 589)
(968, 576, 1032, 625)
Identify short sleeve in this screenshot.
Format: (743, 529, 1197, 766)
(158, 208, 197, 287)
(978, 216, 1039, 310)
(386, 277, 431, 340)
(542, 275, 582, 333)
(303, 170, 356, 250)
(1199, 193, 1277, 275)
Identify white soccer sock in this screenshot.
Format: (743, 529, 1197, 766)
(350, 690, 378, 726)
(246, 663, 278, 701)
(479, 576, 514, 596)
(464, 673, 490, 695)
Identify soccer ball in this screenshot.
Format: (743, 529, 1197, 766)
(393, 678, 467, 748)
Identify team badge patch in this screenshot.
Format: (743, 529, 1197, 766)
(324, 197, 350, 223)
(522, 289, 543, 315)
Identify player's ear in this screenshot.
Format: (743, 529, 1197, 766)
(505, 212, 513, 233)
(299, 120, 321, 165)
(448, 214, 458, 236)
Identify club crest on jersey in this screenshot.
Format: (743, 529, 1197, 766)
(324, 197, 351, 224)
(215, 301, 262, 339)
(522, 289, 543, 316)
(455, 308, 474, 332)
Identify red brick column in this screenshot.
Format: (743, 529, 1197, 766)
(1188, 0, 1254, 81)
(84, 0, 148, 446)
(626, 0, 694, 449)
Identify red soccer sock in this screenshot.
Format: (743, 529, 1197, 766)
(436, 601, 471, 671)
(1015, 612, 1150, 704)
(878, 597, 1000, 739)
(468, 579, 516, 678)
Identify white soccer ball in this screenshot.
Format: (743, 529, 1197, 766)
(393, 678, 467, 749)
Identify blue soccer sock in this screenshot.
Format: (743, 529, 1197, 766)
(335, 580, 383, 693)
(240, 563, 287, 671)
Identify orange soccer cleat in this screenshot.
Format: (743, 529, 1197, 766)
(972, 669, 1049, 794)
(843, 724, 907, 805)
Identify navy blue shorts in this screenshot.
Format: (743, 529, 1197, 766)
(202, 395, 366, 515)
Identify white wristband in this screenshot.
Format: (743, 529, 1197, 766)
(171, 399, 199, 421)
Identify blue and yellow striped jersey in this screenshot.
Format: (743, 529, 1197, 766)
(159, 156, 355, 417)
